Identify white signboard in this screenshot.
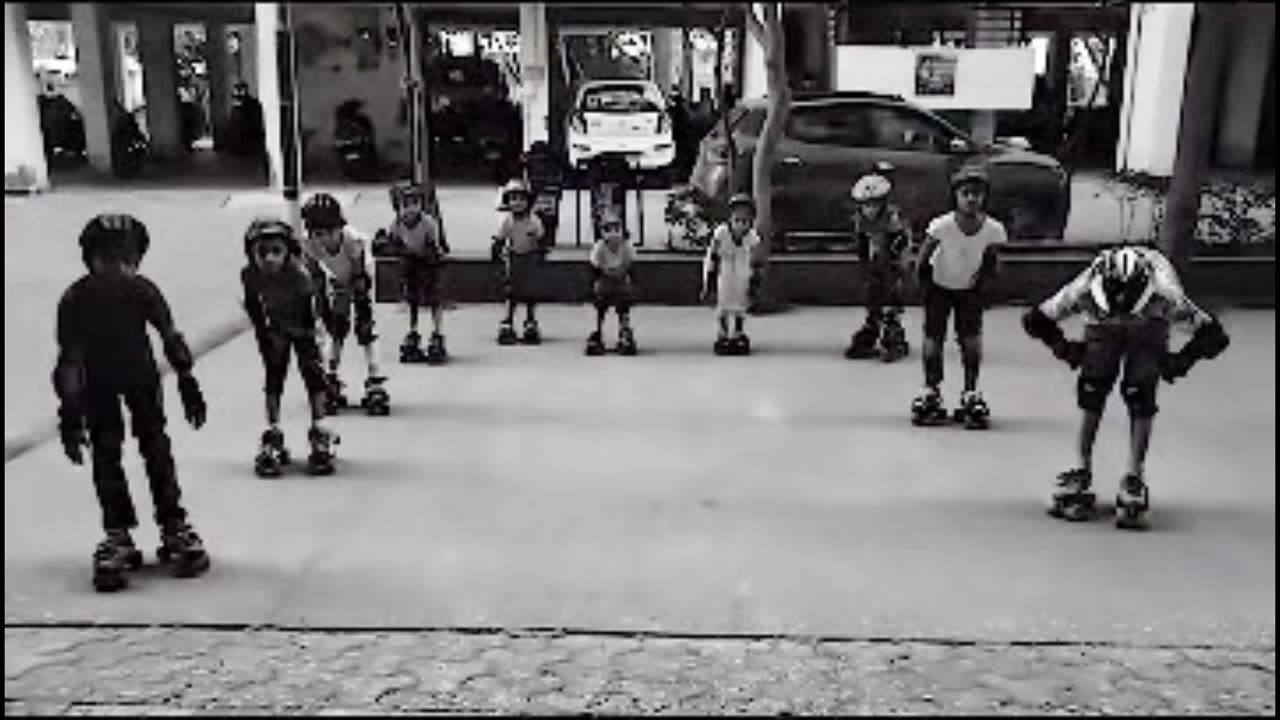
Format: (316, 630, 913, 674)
(834, 45, 1036, 110)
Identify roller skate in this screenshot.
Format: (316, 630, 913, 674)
(1047, 468, 1097, 521)
(731, 333, 751, 356)
(497, 319, 518, 346)
(911, 385, 949, 426)
(1114, 473, 1150, 530)
(585, 330, 606, 356)
(361, 376, 390, 416)
(323, 372, 349, 415)
(92, 529, 143, 592)
(399, 331, 426, 363)
(521, 318, 542, 345)
(306, 425, 339, 476)
(425, 332, 448, 365)
(878, 315, 909, 363)
(616, 326, 638, 356)
(952, 390, 990, 430)
(254, 427, 290, 478)
(156, 520, 210, 578)
(844, 321, 880, 360)
(713, 331, 732, 356)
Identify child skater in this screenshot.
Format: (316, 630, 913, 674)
(585, 206, 639, 356)
(240, 217, 339, 476)
(378, 181, 450, 364)
(701, 193, 764, 355)
(844, 170, 913, 362)
(491, 179, 548, 345)
(299, 193, 389, 415)
(1023, 244, 1229, 529)
(911, 164, 1006, 429)
(54, 213, 210, 591)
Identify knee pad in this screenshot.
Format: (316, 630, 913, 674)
(327, 312, 352, 342)
(1076, 374, 1115, 413)
(1121, 379, 1159, 418)
(264, 364, 288, 396)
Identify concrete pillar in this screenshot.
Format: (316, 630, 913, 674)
(71, 2, 120, 174)
(742, 5, 767, 99)
(256, 2, 283, 188)
(1115, 3, 1195, 176)
(969, 6, 1019, 143)
(518, 2, 551, 150)
(4, 2, 49, 191)
(206, 20, 230, 147)
(1214, 4, 1274, 169)
(137, 14, 182, 158)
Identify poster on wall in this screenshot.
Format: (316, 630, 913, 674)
(915, 52, 956, 96)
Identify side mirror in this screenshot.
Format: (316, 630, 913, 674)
(999, 136, 1032, 150)
(948, 138, 971, 154)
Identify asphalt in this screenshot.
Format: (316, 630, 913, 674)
(5, 304, 1274, 650)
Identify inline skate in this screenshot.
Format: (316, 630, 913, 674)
(400, 330, 426, 363)
(952, 390, 990, 430)
(879, 314, 909, 363)
(911, 385, 949, 426)
(844, 321, 880, 360)
(1047, 467, 1096, 521)
(92, 529, 144, 592)
(497, 318, 518, 346)
(425, 332, 448, 364)
(521, 318, 542, 345)
(361, 376, 390, 416)
(616, 326, 638, 356)
(731, 333, 751, 356)
(156, 520, 210, 578)
(254, 427, 290, 478)
(1114, 473, 1150, 530)
(585, 330, 606, 356)
(306, 425, 339, 476)
(713, 331, 732, 356)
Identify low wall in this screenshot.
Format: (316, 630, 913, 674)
(374, 251, 1276, 307)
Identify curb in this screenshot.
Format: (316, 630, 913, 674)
(3, 314, 251, 464)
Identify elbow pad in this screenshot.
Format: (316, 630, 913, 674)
(163, 331, 195, 374)
(52, 353, 87, 408)
(1022, 307, 1066, 348)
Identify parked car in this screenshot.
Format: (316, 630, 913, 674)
(566, 80, 676, 177)
(689, 91, 1071, 246)
(38, 93, 87, 166)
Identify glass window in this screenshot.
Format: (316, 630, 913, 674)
(786, 104, 874, 147)
(865, 106, 953, 153)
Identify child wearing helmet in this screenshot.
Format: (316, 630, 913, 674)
(241, 217, 340, 476)
(300, 192, 389, 415)
(54, 213, 210, 591)
(911, 164, 1007, 428)
(1023, 244, 1229, 529)
(379, 181, 450, 364)
(492, 178, 548, 345)
(701, 193, 765, 355)
(845, 170, 914, 362)
(585, 206, 639, 356)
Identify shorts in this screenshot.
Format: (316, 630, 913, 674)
(923, 285, 984, 340)
(1080, 320, 1170, 392)
(593, 275, 634, 310)
(258, 330, 326, 396)
(504, 252, 547, 302)
(403, 256, 447, 307)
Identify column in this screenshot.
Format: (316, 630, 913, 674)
(206, 20, 230, 148)
(518, 2, 550, 150)
(71, 2, 120, 174)
(1214, 3, 1274, 168)
(4, 2, 49, 191)
(742, 5, 767, 100)
(968, 6, 1020, 143)
(1115, 3, 1195, 176)
(137, 13, 182, 158)
(256, 2, 283, 188)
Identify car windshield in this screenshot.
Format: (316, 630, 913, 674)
(580, 85, 660, 113)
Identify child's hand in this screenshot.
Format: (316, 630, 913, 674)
(177, 374, 207, 429)
(57, 409, 88, 465)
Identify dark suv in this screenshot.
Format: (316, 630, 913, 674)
(689, 92, 1071, 246)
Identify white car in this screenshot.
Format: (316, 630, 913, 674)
(566, 80, 675, 172)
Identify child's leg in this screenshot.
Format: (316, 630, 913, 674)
(431, 304, 444, 335)
(1076, 327, 1122, 471)
(920, 289, 949, 388)
(505, 298, 517, 324)
(618, 305, 631, 330)
(958, 335, 982, 392)
(526, 302, 537, 324)
(733, 313, 745, 337)
(353, 293, 381, 378)
(956, 291, 986, 392)
(408, 301, 420, 333)
(296, 337, 330, 427)
(123, 382, 188, 528)
(717, 311, 729, 337)
(1120, 323, 1167, 477)
(261, 337, 289, 427)
(595, 304, 607, 334)
(85, 388, 139, 532)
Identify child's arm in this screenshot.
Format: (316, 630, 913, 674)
(1148, 252, 1229, 381)
(53, 290, 89, 464)
(700, 234, 721, 301)
(432, 215, 450, 256)
(1022, 261, 1095, 368)
(139, 277, 206, 428)
(490, 218, 510, 262)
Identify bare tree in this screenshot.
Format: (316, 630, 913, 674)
(742, 2, 790, 257)
(714, 10, 737, 179)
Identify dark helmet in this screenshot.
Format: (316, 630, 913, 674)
(951, 164, 990, 191)
(78, 213, 150, 268)
(727, 193, 756, 215)
(243, 217, 299, 263)
(1090, 246, 1153, 316)
(301, 193, 345, 231)
(389, 181, 428, 213)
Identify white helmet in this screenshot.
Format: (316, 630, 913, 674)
(1090, 246, 1154, 316)
(851, 174, 892, 203)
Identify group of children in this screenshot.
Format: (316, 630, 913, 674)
(52, 160, 1230, 592)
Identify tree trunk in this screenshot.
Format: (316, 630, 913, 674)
(1159, 3, 1232, 272)
(715, 11, 737, 180)
(745, 2, 791, 313)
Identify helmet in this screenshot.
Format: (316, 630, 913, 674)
(850, 174, 892, 203)
(78, 213, 150, 268)
(951, 164, 990, 190)
(597, 205, 625, 229)
(390, 182, 428, 213)
(498, 178, 532, 209)
(727, 193, 756, 214)
(301, 193, 345, 231)
(1090, 246, 1153, 316)
(243, 217, 299, 262)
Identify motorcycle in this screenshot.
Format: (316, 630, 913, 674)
(333, 99, 378, 181)
(111, 103, 150, 179)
